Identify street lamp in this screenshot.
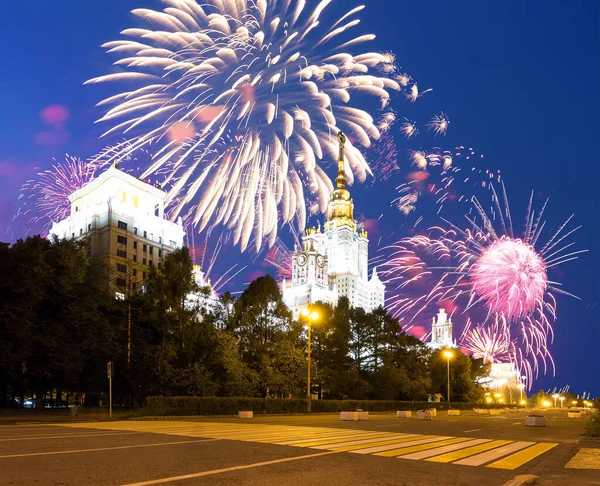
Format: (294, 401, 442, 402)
(302, 308, 319, 412)
(552, 393, 559, 408)
(443, 350, 453, 409)
(517, 383, 525, 404)
(559, 396, 565, 408)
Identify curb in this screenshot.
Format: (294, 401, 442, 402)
(501, 474, 539, 486)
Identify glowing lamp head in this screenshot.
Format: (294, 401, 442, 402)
(542, 400, 551, 407)
(443, 350, 453, 359)
(310, 311, 319, 321)
(301, 308, 309, 317)
(471, 237, 547, 320)
(552, 394, 559, 399)
(520, 400, 526, 406)
(517, 383, 525, 390)
(486, 398, 492, 403)
(494, 393, 502, 398)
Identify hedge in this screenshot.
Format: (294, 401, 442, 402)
(144, 396, 504, 416)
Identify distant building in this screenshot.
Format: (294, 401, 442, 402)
(189, 264, 219, 313)
(427, 309, 456, 349)
(282, 132, 385, 317)
(50, 164, 184, 297)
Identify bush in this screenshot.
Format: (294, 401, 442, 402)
(144, 396, 504, 416)
(584, 408, 600, 437)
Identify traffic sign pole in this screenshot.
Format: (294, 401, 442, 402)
(107, 361, 113, 419)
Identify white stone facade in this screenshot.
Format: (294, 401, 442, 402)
(428, 309, 456, 349)
(50, 165, 184, 295)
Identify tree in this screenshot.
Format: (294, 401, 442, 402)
(429, 350, 488, 403)
(232, 275, 295, 397)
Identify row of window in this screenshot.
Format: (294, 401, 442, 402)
(116, 236, 164, 257)
(117, 220, 177, 248)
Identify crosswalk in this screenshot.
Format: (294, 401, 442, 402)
(56, 421, 557, 470)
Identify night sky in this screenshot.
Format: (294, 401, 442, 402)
(0, 0, 597, 396)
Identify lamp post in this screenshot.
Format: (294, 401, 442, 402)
(302, 308, 319, 413)
(559, 396, 565, 408)
(517, 383, 525, 404)
(552, 393, 559, 408)
(443, 350, 453, 409)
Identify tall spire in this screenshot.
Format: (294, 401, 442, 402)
(336, 131, 346, 189)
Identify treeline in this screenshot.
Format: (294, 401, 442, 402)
(0, 236, 489, 410)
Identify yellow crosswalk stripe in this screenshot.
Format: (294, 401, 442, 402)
(286, 433, 386, 447)
(454, 441, 534, 466)
(373, 436, 454, 457)
(311, 434, 414, 450)
(426, 440, 513, 463)
(52, 421, 557, 471)
(275, 431, 381, 445)
(350, 436, 437, 455)
(390, 437, 474, 457)
(486, 442, 558, 470)
(316, 435, 422, 452)
(400, 439, 492, 460)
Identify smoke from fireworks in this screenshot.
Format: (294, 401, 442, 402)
(87, 0, 411, 252)
(378, 183, 585, 386)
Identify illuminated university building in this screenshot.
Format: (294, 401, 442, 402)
(282, 132, 385, 316)
(427, 308, 457, 349)
(50, 164, 185, 297)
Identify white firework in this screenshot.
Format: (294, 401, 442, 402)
(87, 0, 403, 252)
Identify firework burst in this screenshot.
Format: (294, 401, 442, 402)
(400, 119, 419, 139)
(87, 0, 408, 252)
(18, 155, 99, 232)
(427, 112, 450, 136)
(378, 183, 585, 386)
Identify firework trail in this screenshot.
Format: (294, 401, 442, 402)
(86, 0, 414, 253)
(462, 321, 514, 364)
(393, 147, 492, 219)
(16, 155, 100, 234)
(378, 183, 585, 387)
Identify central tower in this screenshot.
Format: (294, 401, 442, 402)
(282, 132, 385, 317)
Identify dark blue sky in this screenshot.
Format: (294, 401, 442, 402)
(0, 0, 597, 395)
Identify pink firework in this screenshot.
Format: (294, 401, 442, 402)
(462, 323, 513, 364)
(19, 155, 99, 232)
(378, 182, 585, 386)
(472, 238, 547, 320)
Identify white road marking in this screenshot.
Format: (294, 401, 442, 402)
(0, 438, 221, 459)
(454, 441, 534, 466)
(462, 429, 482, 433)
(400, 439, 491, 460)
(351, 436, 452, 455)
(0, 431, 142, 442)
(122, 450, 342, 485)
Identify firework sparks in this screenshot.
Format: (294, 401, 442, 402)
(400, 119, 419, 139)
(87, 0, 407, 253)
(427, 112, 450, 136)
(378, 183, 586, 386)
(18, 155, 99, 232)
(462, 323, 513, 364)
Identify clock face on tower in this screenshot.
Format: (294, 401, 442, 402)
(317, 255, 325, 268)
(296, 253, 307, 267)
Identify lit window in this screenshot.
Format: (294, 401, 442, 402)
(115, 292, 125, 301)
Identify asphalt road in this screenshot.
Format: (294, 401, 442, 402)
(0, 411, 598, 485)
